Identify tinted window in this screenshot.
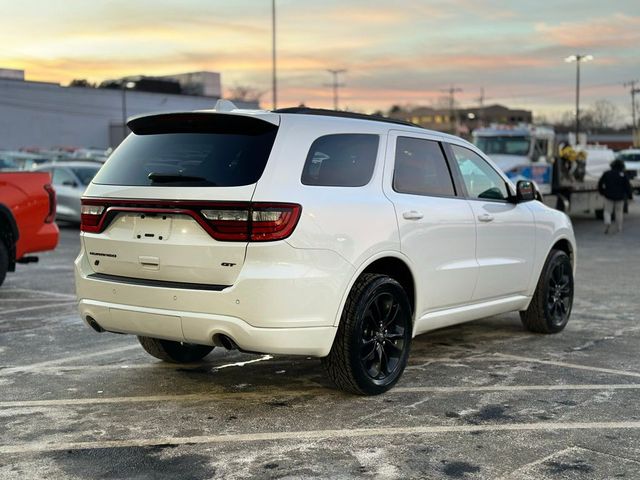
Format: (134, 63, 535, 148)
(475, 136, 530, 156)
(619, 153, 640, 162)
(52, 168, 76, 186)
(393, 137, 455, 196)
(0, 158, 16, 170)
(450, 145, 508, 201)
(71, 166, 101, 185)
(93, 116, 278, 187)
(301, 134, 379, 187)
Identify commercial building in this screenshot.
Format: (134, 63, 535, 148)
(390, 104, 533, 136)
(0, 69, 257, 150)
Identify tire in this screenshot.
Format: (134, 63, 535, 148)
(0, 241, 8, 287)
(322, 273, 413, 395)
(137, 336, 214, 363)
(520, 250, 573, 334)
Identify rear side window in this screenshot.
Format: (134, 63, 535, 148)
(93, 113, 278, 187)
(393, 137, 455, 196)
(301, 134, 379, 187)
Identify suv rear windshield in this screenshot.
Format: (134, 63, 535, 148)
(93, 113, 278, 187)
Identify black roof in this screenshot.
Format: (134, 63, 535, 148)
(273, 107, 423, 129)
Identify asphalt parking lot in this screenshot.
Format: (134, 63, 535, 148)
(1, 205, 640, 480)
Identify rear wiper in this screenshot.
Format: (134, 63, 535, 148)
(148, 173, 216, 185)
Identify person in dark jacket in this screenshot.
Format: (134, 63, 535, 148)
(598, 159, 633, 233)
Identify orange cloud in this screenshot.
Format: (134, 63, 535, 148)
(535, 14, 640, 48)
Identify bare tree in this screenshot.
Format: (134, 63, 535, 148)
(585, 99, 621, 130)
(227, 85, 265, 103)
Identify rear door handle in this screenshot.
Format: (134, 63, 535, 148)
(477, 213, 494, 223)
(402, 210, 424, 220)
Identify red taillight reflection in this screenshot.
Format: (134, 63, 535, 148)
(80, 199, 301, 242)
(44, 184, 56, 223)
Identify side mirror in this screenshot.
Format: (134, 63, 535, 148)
(516, 180, 535, 203)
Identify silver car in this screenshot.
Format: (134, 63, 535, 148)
(35, 162, 102, 223)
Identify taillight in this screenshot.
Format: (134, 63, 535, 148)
(80, 202, 106, 232)
(199, 203, 301, 241)
(44, 184, 56, 223)
(201, 207, 251, 241)
(249, 203, 301, 242)
(80, 199, 301, 242)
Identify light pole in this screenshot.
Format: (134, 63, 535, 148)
(326, 69, 346, 110)
(121, 81, 136, 143)
(565, 54, 593, 144)
(623, 80, 639, 147)
(272, 0, 277, 110)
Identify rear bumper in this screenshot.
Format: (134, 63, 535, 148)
(78, 299, 337, 356)
(75, 240, 353, 357)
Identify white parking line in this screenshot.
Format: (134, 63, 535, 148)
(1, 383, 638, 409)
(409, 354, 640, 379)
(0, 298, 66, 302)
(1, 288, 77, 300)
(495, 447, 580, 480)
(2, 421, 640, 455)
(0, 301, 77, 316)
(0, 345, 140, 375)
(490, 353, 640, 379)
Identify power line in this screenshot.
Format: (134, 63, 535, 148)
(325, 69, 347, 110)
(476, 87, 485, 126)
(440, 85, 462, 133)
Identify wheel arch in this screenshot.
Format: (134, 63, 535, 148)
(333, 252, 416, 327)
(551, 237, 575, 274)
(0, 204, 18, 271)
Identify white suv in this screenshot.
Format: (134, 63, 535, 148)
(75, 105, 576, 395)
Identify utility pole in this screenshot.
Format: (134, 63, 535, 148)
(271, 0, 277, 110)
(325, 69, 346, 110)
(441, 85, 462, 134)
(476, 87, 485, 127)
(624, 80, 639, 147)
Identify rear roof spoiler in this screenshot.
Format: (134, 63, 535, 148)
(127, 111, 279, 135)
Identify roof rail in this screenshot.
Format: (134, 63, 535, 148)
(273, 107, 423, 129)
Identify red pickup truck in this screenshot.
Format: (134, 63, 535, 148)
(0, 172, 59, 286)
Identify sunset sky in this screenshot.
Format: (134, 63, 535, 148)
(1, 0, 639, 121)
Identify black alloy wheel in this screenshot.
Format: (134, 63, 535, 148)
(520, 249, 573, 334)
(546, 257, 573, 327)
(322, 273, 413, 395)
(360, 291, 409, 382)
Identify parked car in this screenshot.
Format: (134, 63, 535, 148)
(616, 149, 640, 179)
(0, 171, 59, 286)
(0, 157, 17, 171)
(75, 106, 576, 395)
(35, 162, 102, 223)
(0, 151, 50, 170)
